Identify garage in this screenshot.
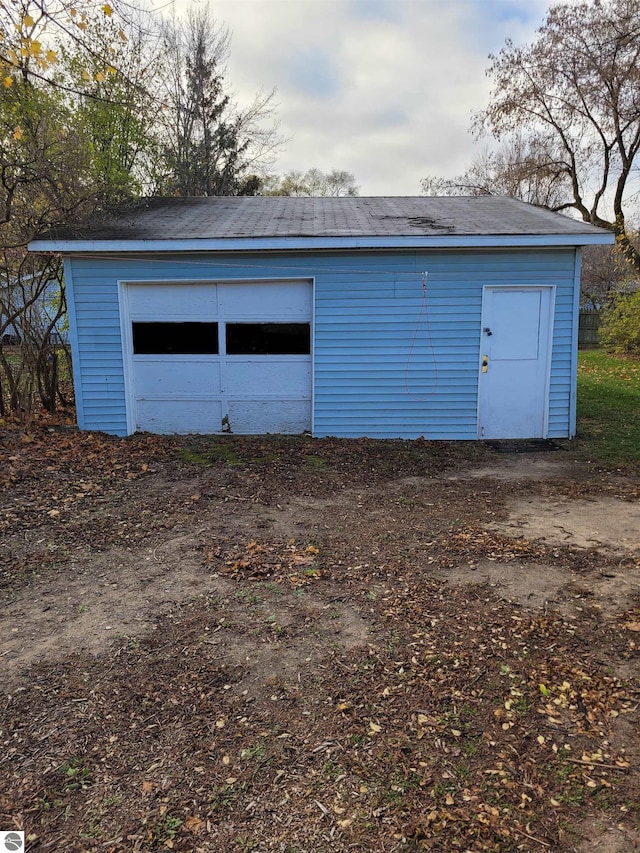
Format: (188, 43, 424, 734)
(31, 196, 614, 439)
(121, 279, 313, 434)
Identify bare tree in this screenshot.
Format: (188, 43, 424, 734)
(263, 168, 359, 197)
(581, 240, 640, 308)
(421, 135, 569, 208)
(0, 255, 68, 415)
(154, 5, 282, 197)
(470, 0, 640, 272)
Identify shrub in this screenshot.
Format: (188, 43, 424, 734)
(599, 290, 640, 353)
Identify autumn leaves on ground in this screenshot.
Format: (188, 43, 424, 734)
(1, 424, 639, 852)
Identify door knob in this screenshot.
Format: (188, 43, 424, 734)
(482, 355, 489, 373)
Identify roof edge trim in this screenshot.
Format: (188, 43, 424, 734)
(29, 233, 614, 254)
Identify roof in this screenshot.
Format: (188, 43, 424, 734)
(29, 196, 614, 253)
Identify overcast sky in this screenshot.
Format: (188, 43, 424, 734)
(171, 0, 568, 195)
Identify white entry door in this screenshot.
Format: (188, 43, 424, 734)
(478, 286, 554, 439)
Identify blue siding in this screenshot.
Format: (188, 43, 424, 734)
(65, 247, 578, 439)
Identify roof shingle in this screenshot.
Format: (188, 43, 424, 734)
(40, 196, 609, 241)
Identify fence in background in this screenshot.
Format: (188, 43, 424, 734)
(579, 309, 601, 348)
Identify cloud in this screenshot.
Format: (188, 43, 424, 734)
(288, 46, 340, 98)
(347, 0, 403, 23)
(174, 0, 567, 194)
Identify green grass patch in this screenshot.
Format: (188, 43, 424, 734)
(575, 349, 640, 462)
(304, 453, 327, 468)
(179, 441, 243, 466)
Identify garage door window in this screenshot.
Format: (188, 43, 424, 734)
(226, 323, 310, 355)
(132, 322, 219, 355)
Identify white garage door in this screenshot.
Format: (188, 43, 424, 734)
(123, 280, 312, 434)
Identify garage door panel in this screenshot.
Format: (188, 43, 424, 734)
(225, 359, 311, 396)
(219, 281, 312, 318)
(128, 283, 218, 319)
(125, 280, 312, 435)
(135, 400, 223, 434)
(134, 359, 221, 397)
(227, 400, 311, 435)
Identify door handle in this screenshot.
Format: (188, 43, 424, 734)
(482, 355, 489, 373)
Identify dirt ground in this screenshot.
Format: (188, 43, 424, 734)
(1, 430, 639, 852)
